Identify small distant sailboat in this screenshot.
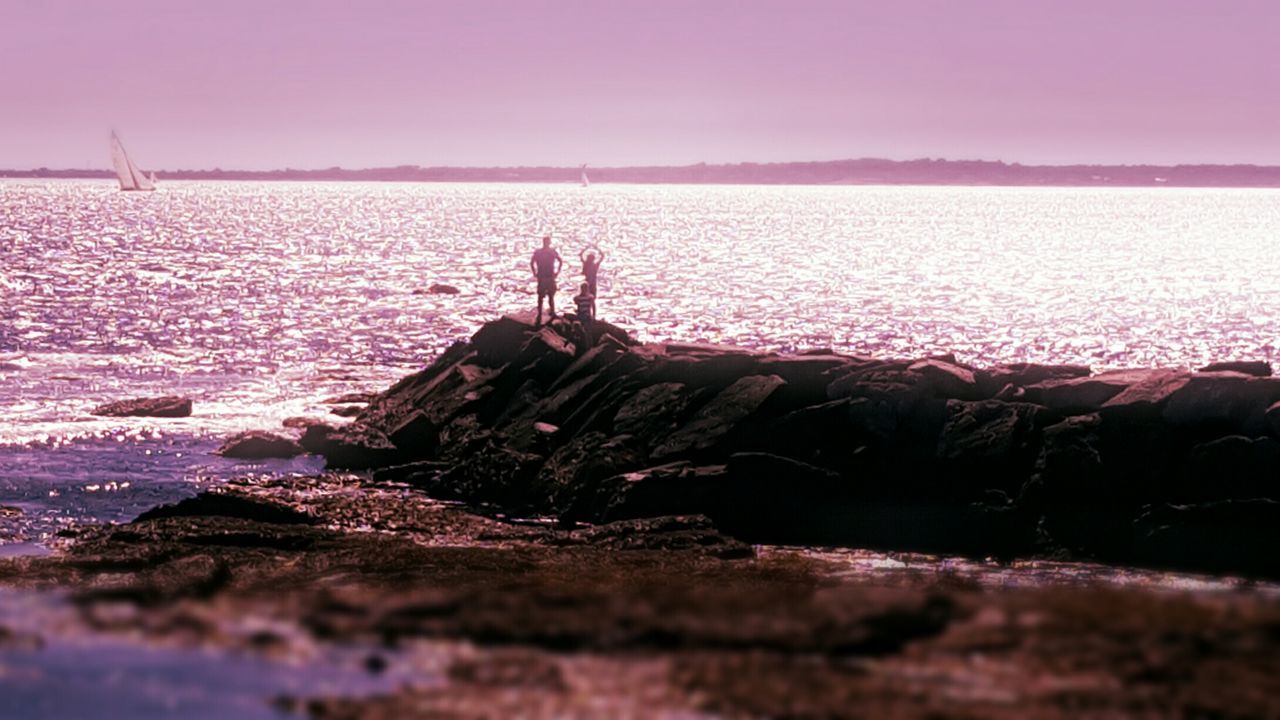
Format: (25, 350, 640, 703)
(110, 131, 156, 192)
(580, 164, 590, 187)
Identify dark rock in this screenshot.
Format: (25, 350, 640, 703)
(0, 505, 21, 518)
(1162, 372, 1280, 435)
(712, 453, 844, 540)
(1098, 370, 1191, 417)
(1268, 401, 1280, 439)
(329, 405, 363, 418)
(135, 492, 316, 525)
(425, 283, 460, 295)
(320, 427, 400, 470)
(1022, 370, 1155, 413)
(470, 314, 537, 367)
(215, 431, 305, 459)
(646, 347, 763, 390)
(976, 363, 1091, 397)
(652, 375, 787, 459)
(91, 396, 192, 418)
(388, 409, 439, 458)
(322, 392, 378, 405)
(512, 327, 577, 382)
(534, 433, 647, 516)
(1199, 360, 1272, 377)
(370, 460, 451, 484)
(282, 416, 323, 429)
(936, 400, 1046, 497)
(598, 462, 731, 522)
(425, 442, 544, 508)
(611, 382, 699, 443)
(908, 359, 980, 400)
(1181, 436, 1280, 503)
(1134, 500, 1280, 577)
(298, 422, 337, 454)
(750, 355, 856, 400)
(569, 515, 752, 558)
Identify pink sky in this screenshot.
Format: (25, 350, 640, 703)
(2, 0, 1278, 170)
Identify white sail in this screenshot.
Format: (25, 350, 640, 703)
(110, 132, 155, 191)
(580, 164, 590, 187)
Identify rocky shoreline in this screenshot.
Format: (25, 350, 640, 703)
(5, 316, 1280, 717)
(300, 314, 1280, 578)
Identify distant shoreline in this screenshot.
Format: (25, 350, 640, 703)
(6, 158, 1280, 187)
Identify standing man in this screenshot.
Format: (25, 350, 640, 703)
(530, 235, 563, 327)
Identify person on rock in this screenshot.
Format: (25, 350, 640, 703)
(530, 235, 563, 327)
(579, 245, 605, 318)
(573, 281, 595, 327)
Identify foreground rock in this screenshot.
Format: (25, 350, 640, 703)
(2, 476, 1277, 719)
(91, 395, 193, 418)
(315, 315, 1280, 578)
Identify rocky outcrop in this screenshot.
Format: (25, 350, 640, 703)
(315, 315, 1280, 577)
(91, 396, 193, 418)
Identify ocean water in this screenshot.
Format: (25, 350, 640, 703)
(3, 179, 1280, 545)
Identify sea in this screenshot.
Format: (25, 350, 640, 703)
(3, 179, 1280, 549)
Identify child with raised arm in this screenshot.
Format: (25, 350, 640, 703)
(579, 245, 605, 318)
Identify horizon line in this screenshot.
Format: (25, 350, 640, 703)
(11, 156, 1280, 174)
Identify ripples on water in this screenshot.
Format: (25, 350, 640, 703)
(2, 179, 1280, 541)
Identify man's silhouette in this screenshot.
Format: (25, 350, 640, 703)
(530, 235, 563, 327)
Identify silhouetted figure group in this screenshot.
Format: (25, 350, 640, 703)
(530, 235, 605, 329)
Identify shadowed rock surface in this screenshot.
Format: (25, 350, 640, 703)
(318, 315, 1280, 577)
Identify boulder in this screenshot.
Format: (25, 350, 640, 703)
(470, 314, 537, 367)
(1161, 372, 1280, 435)
(329, 405, 363, 418)
(424, 442, 545, 508)
(652, 375, 787, 459)
(1199, 360, 1271, 377)
(611, 382, 699, 444)
(322, 392, 378, 405)
(1268, 401, 1280, 439)
(975, 363, 1090, 397)
(215, 431, 305, 460)
(1181, 436, 1280, 503)
(1098, 370, 1191, 417)
(533, 433, 647, 515)
(596, 462, 731, 522)
(387, 409, 439, 458)
(318, 427, 400, 470)
(425, 283, 460, 295)
(908, 359, 980, 400)
(646, 348, 762, 390)
(91, 396, 192, 418)
(1022, 370, 1156, 413)
(1134, 500, 1280, 577)
(711, 452, 844, 540)
(298, 422, 337, 454)
(936, 400, 1046, 497)
(512, 327, 577, 382)
(135, 491, 316, 525)
(749, 355, 856, 401)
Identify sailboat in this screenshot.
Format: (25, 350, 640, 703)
(580, 164, 590, 187)
(110, 131, 156, 192)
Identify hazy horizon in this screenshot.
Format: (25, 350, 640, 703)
(3, 0, 1279, 170)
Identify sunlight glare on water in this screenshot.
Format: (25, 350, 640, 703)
(2, 179, 1280, 540)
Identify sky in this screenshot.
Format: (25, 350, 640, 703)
(2, 0, 1278, 170)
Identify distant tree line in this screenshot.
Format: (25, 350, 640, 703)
(5, 159, 1280, 187)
